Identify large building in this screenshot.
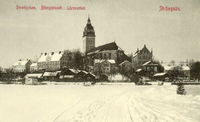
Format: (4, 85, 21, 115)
(85, 42, 131, 72)
(82, 18, 131, 73)
(37, 50, 79, 71)
(37, 51, 64, 71)
(12, 59, 32, 73)
(83, 17, 95, 54)
(132, 45, 153, 70)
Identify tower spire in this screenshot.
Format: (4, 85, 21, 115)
(83, 16, 95, 54)
(87, 15, 91, 24)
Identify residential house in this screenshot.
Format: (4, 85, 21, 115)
(13, 59, 32, 73)
(30, 63, 38, 72)
(138, 60, 163, 77)
(182, 65, 190, 79)
(119, 60, 132, 73)
(94, 59, 117, 75)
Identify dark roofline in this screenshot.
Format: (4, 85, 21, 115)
(87, 41, 118, 53)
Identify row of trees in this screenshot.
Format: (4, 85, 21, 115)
(190, 61, 200, 80)
(163, 61, 200, 81)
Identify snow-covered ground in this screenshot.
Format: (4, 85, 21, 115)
(0, 82, 200, 122)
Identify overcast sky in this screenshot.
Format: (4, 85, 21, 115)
(0, 0, 200, 67)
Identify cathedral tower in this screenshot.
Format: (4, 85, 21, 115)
(83, 17, 95, 54)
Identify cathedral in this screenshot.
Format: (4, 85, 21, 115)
(82, 17, 131, 74)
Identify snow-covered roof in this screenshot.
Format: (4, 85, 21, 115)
(136, 69, 142, 72)
(38, 51, 63, 62)
(13, 60, 29, 66)
(25, 73, 43, 78)
(107, 60, 115, 64)
(86, 72, 96, 78)
(87, 50, 100, 55)
(119, 60, 131, 65)
(69, 69, 79, 74)
(43, 71, 60, 77)
(81, 70, 88, 74)
(182, 66, 190, 71)
(94, 59, 116, 64)
(51, 51, 63, 61)
(153, 73, 166, 77)
(163, 65, 174, 71)
(38, 53, 48, 62)
(142, 61, 151, 66)
(94, 59, 104, 63)
(88, 72, 95, 77)
(132, 53, 138, 58)
(30, 63, 37, 67)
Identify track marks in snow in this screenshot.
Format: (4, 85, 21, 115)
(40, 85, 200, 122)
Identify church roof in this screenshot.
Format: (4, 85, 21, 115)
(38, 51, 63, 62)
(88, 42, 119, 53)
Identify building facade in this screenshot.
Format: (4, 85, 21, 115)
(119, 60, 132, 73)
(84, 42, 131, 73)
(13, 59, 32, 73)
(37, 51, 64, 71)
(30, 63, 38, 72)
(94, 59, 117, 75)
(132, 45, 153, 70)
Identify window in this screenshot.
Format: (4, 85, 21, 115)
(100, 53, 102, 59)
(109, 53, 111, 59)
(104, 54, 106, 59)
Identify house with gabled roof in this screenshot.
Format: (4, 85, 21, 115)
(94, 59, 117, 75)
(37, 51, 64, 71)
(132, 44, 153, 70)
(12, 59, 32, 73)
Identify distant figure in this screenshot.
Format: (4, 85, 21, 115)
(177, 84, 186, 95)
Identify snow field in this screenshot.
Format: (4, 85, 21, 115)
(0, 83, 200, 122)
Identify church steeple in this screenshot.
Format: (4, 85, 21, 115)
(87, 16, 91, 24)
(83, 17, 96, 53)
(83, 17, 95, 37)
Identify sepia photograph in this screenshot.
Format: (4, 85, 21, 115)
(0, 0, 200, 122)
